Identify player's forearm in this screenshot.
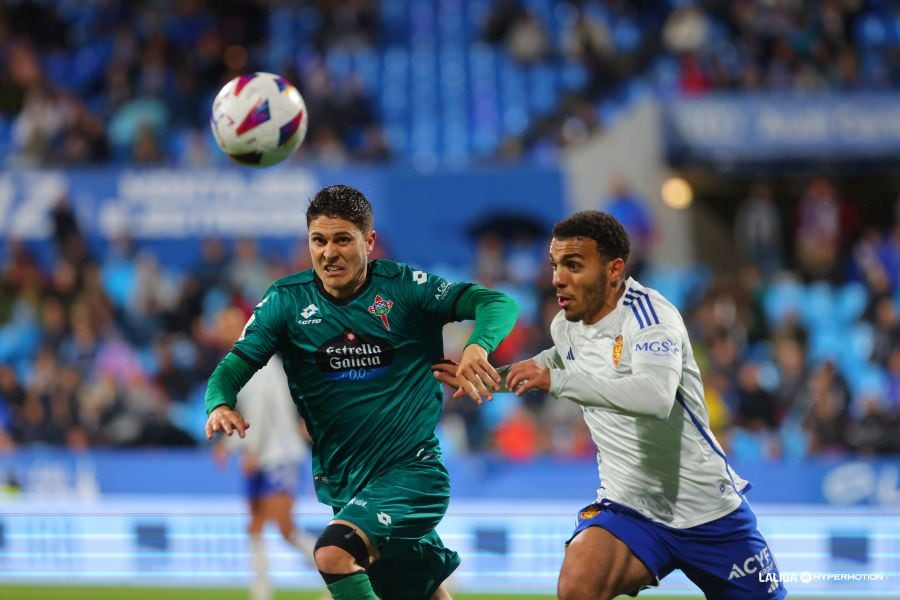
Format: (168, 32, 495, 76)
(204, 352, 258, 414)
(549, 364, 680, 419)
(456, 285, 519, 353)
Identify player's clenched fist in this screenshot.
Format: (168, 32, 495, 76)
(205, 405, 250, 440)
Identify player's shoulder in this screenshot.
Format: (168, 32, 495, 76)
(371, 259, 438, 285)
(621, 278, 683, 333)
(370, 259, 406, 279)
(549, 309, 569, 335)
(270, 269, 316, 289)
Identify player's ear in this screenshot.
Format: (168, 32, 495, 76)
(609, 257, 626, 284)
(366, 229, 376, 253)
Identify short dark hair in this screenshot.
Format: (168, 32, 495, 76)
(306, 184, 374, 233)
(552, 210, 630, 262)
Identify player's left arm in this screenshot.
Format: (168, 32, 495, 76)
(507, 324, 683, 419)
(437, 284, 519, 402)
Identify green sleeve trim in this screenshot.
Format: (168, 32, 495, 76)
(204, 352, 258, 415)
(455, 284, 519, 353)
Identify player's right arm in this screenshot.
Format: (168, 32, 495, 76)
(205, 354, 256, 439)
(204, 287, 287, 439)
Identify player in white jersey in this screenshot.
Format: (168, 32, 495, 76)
(214, 307, 325, 600)
(503, 211, 786, 599)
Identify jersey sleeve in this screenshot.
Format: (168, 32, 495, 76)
(626, 321, 684, 376)
(231, 286, 288, 368)
(401, 267, 473, 324)
(533, 347, 563, 368)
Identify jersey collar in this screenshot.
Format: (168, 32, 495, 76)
(313, 260, 376, 306)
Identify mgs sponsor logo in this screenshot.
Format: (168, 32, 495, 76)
(633, 338, 680, 355)
(315, 329, 395, 380)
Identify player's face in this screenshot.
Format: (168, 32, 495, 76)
(550, 236, 621, 324)
(308, 216, 376, 298)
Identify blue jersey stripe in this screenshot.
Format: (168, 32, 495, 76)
(635, 297, 653, 328)
(676, 391, 744, 494)
(633, 290, 660, 324)
(625, 288, 661, 329)
(630, 303, 645, 328)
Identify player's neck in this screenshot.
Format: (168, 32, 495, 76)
(583, 282, 626, 325)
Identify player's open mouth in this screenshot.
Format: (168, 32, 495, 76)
(324, 265, 344, 275)
(557, 296, 572, 308)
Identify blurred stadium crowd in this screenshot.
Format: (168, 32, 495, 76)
(0, 0, 898, 461)
(0, 179, 898, 460)
(2, 0, 900, 165)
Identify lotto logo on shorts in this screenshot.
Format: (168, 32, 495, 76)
(377, 512, 392, 525)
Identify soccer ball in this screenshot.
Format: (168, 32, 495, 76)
(210, 72, 308, 167)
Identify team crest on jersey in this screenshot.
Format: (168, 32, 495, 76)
(612, 335, 624, 366)
(579, 503, 602, 521)
(368, 294, 394, 330)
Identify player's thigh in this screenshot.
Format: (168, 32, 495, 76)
(335, 459, 451, 547)
(676, 503, 786, 599)
(559, 526, 655, 600)
(367, 529, 460, 600)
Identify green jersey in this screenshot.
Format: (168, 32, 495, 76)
(231, 259, 472, 506)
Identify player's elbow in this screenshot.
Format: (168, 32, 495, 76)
(651, 400, 675, 420)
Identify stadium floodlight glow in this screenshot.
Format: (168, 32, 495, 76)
(661, 177, 693, 210)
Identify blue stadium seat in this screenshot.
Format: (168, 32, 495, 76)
(763, 280, 804, 325)
(837, 281, 869, 323)
(808, 325, 843, 364)
(845, 361, 887, 398)
(802, 282, 835, 329)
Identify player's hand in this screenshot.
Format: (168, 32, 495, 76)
(205, 405, 250, 440)
(432, 359, 461, 389)
(454, 344, 501, 404)
(505, 359, 551, 396)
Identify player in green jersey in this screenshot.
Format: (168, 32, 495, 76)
(204, 184, 519, 600)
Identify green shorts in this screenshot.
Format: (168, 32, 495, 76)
(334, 458, 461, 599)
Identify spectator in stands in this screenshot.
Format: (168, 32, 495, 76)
(845, 392, 895, 455)
(795, 178, 855, 282)
(662, 3, 709, 55)
(870, 297, 900, 367)
(506, 10, 550, 64)
(563, 9, 614, 66)
(734, 183, 783, 277)
(734, 361, 777, 431)
(228, 238, 270, 307)
(803, 388, 848, 455)
(600, 175, 657, 280)
(886, 347, 900, 417)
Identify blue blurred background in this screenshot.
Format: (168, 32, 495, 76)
(0, 0, 899, 597)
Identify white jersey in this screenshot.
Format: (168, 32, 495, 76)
(539, 277, 747, 529)
(227, 355, 307, 469)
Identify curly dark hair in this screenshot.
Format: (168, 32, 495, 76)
(551, 210, 630, 262)
(306, 184, 374, 232)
